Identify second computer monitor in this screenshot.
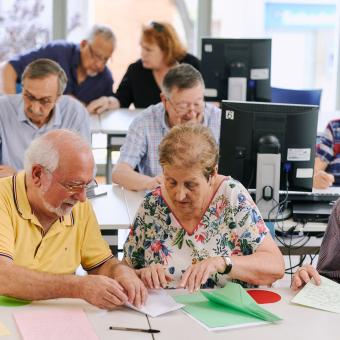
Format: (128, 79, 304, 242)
(201, 38, 271, 102)
(218, 100, 319, 193)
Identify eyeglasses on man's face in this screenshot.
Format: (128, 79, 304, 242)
(23, 91, 56, 108)
(44, 168, 98, 194)
(166, 97, 205, 115)
(88, 44, 110, 64)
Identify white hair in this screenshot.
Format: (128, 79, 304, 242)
(87, 24, 116, 45)
(24, 137, 59, 174)
(24, 129, 91, 175)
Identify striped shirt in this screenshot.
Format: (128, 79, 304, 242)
(316, 119, 340, 184)
(117, 102, 221, 177)
(317, 198, 340, 283)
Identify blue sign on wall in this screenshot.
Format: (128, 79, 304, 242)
(265, 3, 336, 30)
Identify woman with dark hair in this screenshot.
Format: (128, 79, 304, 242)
(87, 22, 200, 113)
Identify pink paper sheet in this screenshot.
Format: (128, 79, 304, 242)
(13, 307, 98, 340)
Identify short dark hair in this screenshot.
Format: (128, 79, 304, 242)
(21, 58, 68, 95)
(162, 63, 204, 97)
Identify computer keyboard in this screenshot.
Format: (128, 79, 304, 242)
(286, 192, 340, 203)
(248, 188, 340, 203)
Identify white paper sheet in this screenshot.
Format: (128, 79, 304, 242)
(291, 275, 340, 314)
(125, 289, 184, 317)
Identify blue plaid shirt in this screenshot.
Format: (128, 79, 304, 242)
(317, 119, 340, 184)
(117, 102, 221, 177)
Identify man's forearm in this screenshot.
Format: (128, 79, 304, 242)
(112, 163, 153, 191)
(2, 63, 17, 94)
(88, 257, 120, 276)
(0, 260, 82, 301)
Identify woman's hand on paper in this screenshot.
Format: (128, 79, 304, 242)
(291, 264, 321, 290)
(136, 264, 172, 289)
(178, 257, 225, 293)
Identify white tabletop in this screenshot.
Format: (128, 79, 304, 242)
(89, 113, 101, 133)
(0, 298, 150, 340)
(90, 185, 144, 229)
(1, 288, 338, 340)
(150, 287, 339, 340)
(99, 108, 143, 134)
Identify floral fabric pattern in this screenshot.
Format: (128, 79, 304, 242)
(124, 177, 268, 288)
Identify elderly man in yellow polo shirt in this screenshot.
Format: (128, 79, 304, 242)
(0, 129, 147, 310)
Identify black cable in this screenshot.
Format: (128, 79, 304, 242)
(288, 231, 293, 285)
(285, 255, 307, 273)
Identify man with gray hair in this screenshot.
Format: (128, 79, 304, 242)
(111, 63, 221, 190)
(0, 129, 147, 309)
(2, 25, 116, 108)
(0, 58, 90, 178)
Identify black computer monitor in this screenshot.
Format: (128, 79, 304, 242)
(218, 101, 319, 193)
(201, 38, 271, 102)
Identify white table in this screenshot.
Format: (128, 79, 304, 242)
(97, 108, 143, 182)
(150, 288, 340, 340)
(90, 184, 144, 254)
(0, 298, 150, 340)
(90, 185, 144, 228)
(89, 113, 101, 133)
(99, 108, 143, 135)
(1, 288, 339, 340)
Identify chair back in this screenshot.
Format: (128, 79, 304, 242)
(271, 87, 322, 106)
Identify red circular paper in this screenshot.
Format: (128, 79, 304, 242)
(246, 290, 281, 304)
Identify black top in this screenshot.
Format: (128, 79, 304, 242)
(115, 53, 201, 108)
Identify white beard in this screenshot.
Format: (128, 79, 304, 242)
(39, 181, 76, 217)
(87, 70, 98, 77)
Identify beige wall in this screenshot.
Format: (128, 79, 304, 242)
(93, 0, 177, 90)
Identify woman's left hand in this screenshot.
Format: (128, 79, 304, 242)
(178, 257, 225, 293)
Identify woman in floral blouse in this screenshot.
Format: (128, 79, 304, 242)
(123, 124, 284, 292)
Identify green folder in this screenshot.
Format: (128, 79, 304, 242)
(174, 282, 281, 330)
(0, 296, 31, 307)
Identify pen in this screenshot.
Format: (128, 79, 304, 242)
(109, 326, 160, 333)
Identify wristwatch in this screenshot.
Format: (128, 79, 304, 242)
(220, 256, 233, 275)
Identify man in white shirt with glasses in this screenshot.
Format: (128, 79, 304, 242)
(112, 63, 221, 191)
(0, 58, 90, 178)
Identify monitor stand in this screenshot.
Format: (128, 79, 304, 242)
(256, 153, 281, 220)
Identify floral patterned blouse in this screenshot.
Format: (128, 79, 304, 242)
(123, 177, 268, 288)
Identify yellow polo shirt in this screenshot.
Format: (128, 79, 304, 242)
(0, 172, 113, 274)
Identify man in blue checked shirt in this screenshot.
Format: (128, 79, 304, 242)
(314, 119, 340, 189)
(111, 64, 221, 191)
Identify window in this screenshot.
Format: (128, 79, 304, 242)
(211, 0, 339, 131)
